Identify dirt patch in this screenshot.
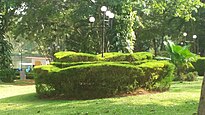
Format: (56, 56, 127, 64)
(117, 88, 160, 97)
(13, 79, 35, 86)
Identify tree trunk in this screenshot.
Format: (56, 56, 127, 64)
(198, 73, 205, 115)
(153, 38, 157, 56)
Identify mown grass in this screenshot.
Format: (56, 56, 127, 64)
(0, 78, 203, 115)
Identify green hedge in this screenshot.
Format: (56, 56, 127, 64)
(54, 51, 153, 63)
(0, 69, 15, 82)
(51, 60, 156, 69)
(54, 51, 99, 62)
(34, 61, 174, 99)
(51, 61, 99, 68)
(99, 52, 153, 62)
(192, 57, 205, 76)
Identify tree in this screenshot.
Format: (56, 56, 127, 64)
(198, 74, 205, 115)
(0, 0, 22, 82)
(12, 0, 204, 56)
(133, 0, 203, 55)
(12, 0, 140, 54)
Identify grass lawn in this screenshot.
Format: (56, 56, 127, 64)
(0, 78, 203, 115)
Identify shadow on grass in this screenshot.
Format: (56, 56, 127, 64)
(0, 93, 199, 115)
(0, 80, 35, 86)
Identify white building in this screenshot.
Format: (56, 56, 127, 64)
(25, 57, 50, 66)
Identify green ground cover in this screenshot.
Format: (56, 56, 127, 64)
(0, 78, 202, 115)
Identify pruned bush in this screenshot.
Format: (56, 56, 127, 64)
(0, 69, 15, 82)
(34, 61, 174, 99)
(54, 51, 98, 62)
(54, 51, 153, 63)
(193, 57, 205, 76)
(99, 52, 153, 62)
(51, 60, 155, 69)
(51, 61, 99, 68)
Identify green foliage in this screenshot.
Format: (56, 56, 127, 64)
(174, 71, 198, 81)
(134, 0, 203, 53)
(54, 51, 153, 63)
(51, 61, 99, 68)
(26, 72, 35, 79)
(193, 57, 205, 76)
(0, 69, 15, 82)
(164, 40, 196, 66)
(34, 61, 174, 99)
(110, 0, 136, 53)
(138, 61, 175, 91)
(164, 40, 196, 80)
(0, 0, 16, 81)
(185, 71, 198, 81)
(99, 52, 153, 62)
(9, 0, 204, 55)
(0, 78, 202, 114)
(54, 51, 99, 62)
(0, 38, 13, 69)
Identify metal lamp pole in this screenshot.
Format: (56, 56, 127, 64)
(101, 6, 107, 58)
(193, 35, 197, 53)
(19, 43, 23, 71)
(183, 32, 187, 45)
(89, 6, 114, 58)
(20, 51, 22, 70)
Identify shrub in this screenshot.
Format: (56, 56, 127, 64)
(99, 52, 153, 62)
(54, 51, 153, 63)
(174, 71, 198, 81)
(51, 61, 99, 68)
(192, 57, 205, 76)
(185, 71, 198, 81)
(54, 51, 98, 62)
(34, 61, 174, 99)
(138, 61, 175, 91)
(26, 72, 35, 79)
(0, 69, 15, 82)
(51, 60, 155, 69)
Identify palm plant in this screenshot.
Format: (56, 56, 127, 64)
(164, 40, 196, 80)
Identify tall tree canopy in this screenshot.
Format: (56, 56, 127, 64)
(8, 0, 205, 56)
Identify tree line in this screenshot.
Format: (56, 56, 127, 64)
(1, 0, 205, 67)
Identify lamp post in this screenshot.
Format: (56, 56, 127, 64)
(19, 42, 25, 80)
(89, 6, 114, 57)
(183, 32, 187, 45)
(19, 52, 22, 71)
(193, 34, 197, 53)
(19, 42, 23, 71)
(182, 32, 198, 53)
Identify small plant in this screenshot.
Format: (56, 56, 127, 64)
(0, 69, 15, 82)
(164, 40, 196, 81)
(185, 71, 198, 81)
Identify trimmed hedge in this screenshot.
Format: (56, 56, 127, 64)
(0, 69, 15, 82)
(54, 51, 99, 62)
(51, 60, 156, 69)
(34, 61, 174, 99)
(99, 52, 153, 62)
(193, 57, 205, 76)
(54, 51, 153, 63)
(51, 61, 99, 68)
